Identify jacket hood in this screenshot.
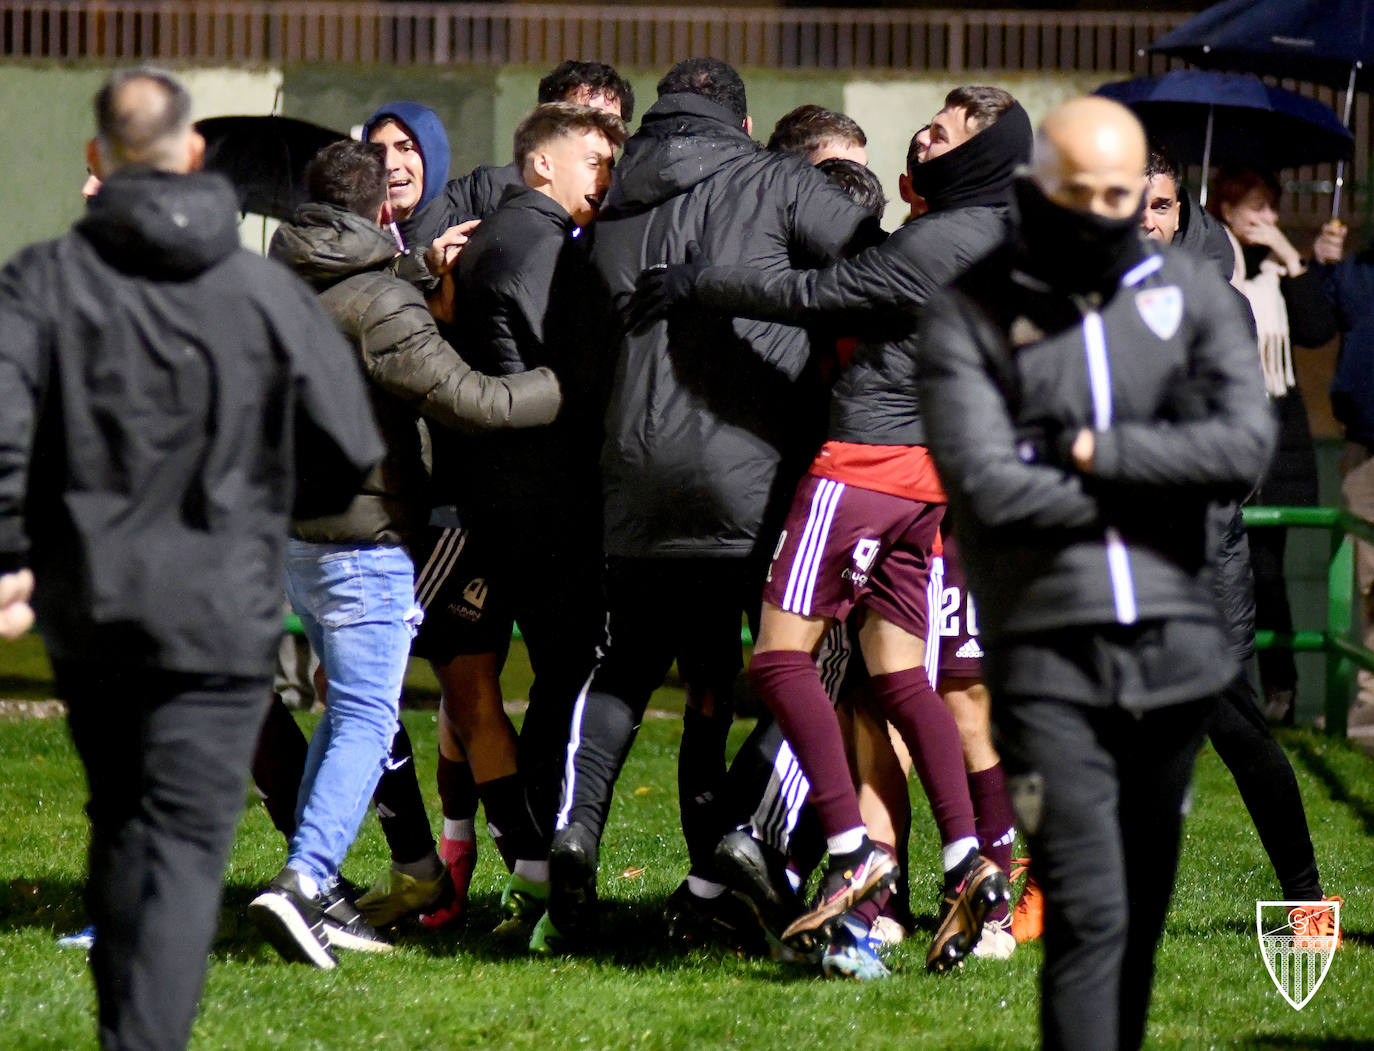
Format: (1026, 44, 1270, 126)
(908, 101, 1032, 213)
(268, 201, 399, 287)
(362, 101, 451, 230)
(602, 93, 760, 214)
(1173, 184, 1235, 280)
(76, 168, 242, 279)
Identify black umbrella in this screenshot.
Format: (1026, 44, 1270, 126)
(1094, 70, 1354, 205)
(195, 115, 348, 221)
(1150, 0, 1374, 214)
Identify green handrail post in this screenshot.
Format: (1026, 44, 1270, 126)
(1326, 527, 1354, 737)
(1242, 504, 1374, 735)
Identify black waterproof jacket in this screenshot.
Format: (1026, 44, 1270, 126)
(270, 202, 564, 545)
(917, 241, 1276, 649)
(0, 169, 383, 677)
(439, 162, 523, 226)
(591, 93, 876, 558)
(1174, 185, 1236, 280)
(435, 183, 595, 519)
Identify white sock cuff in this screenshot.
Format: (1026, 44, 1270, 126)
(687, 876, 726, 899)
(942, 837, 980, 873)
(827, 827, 866, 858)
(442, 818, 476, 843)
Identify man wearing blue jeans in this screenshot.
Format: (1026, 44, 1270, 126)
(248, 138, 563, 966)
(256, 543, 423, 964)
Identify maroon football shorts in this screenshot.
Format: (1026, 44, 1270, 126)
(934, 529, 984, 680)
(762, 473, 944, 644)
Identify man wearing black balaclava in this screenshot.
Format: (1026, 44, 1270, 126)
(915, 97, 1276, 1050)
(626, 86, 1032, 975)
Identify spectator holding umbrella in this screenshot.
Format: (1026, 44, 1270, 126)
(1209, 168, 1343, 723)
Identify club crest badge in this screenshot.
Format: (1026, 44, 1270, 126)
(1135, 286, 1183, 340)
(1257, 899, 1340, 1010)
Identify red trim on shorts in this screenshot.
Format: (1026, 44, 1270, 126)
(809, 440, 948, 503)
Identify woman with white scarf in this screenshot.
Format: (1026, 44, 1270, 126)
(1211, 168, 1341, 724)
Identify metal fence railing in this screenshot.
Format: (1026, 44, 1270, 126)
(2, 3, 1365, 227)
(1243, 506, 1374, 735)
(0, 3, 1186, 73)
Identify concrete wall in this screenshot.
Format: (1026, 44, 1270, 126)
(0, 62, 1097, 257)
(0, 65, 281, 260)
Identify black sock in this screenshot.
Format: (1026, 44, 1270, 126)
(373, 723, 437, 866)
(437, 753, 479, 822)
(252, 693, 308, 840)
(477, 774, 541, 864)
(829, 836, 875, 877)
(679, 707, 733, 877)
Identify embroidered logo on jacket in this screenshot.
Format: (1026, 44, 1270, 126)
(1135, 286, 1183, 340)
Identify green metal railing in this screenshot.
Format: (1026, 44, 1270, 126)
(1242, 505, 1374, 735)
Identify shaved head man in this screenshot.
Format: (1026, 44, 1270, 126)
(917, 97, 1275, 1050)
(1028, 95, 1145, 217)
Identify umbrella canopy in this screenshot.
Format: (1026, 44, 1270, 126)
(1094, 70, 1354, 172)
(1150, 0, 1374, 93)
(196, 115, 348, 221)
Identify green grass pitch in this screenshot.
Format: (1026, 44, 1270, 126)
(1, 636, 1372, 1048)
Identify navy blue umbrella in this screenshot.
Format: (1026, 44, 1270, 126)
(1150, 0, 1374, 213)
(1095, 70, 1353, 205)
(1150, 0, 1374, 94)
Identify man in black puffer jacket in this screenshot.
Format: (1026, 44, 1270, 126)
(916, 98, 1275, 1051)
(0, 69, 384, 1048)
(416, 102, 627, 937)
(248, 140, 562, 970)
(545, 57, 880, 950)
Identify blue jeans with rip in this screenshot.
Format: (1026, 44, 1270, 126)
(283, 540, 421, 889)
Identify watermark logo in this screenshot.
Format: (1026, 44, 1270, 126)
(1257, 900, 1340, 1010)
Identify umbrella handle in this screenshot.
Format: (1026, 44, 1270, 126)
(1199, 105, 1214, 209)
(1332, 63, 1359, 220)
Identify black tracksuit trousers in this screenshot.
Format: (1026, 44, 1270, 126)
(993, 682, 1215, 1051)
(59, 661, 268, 1051)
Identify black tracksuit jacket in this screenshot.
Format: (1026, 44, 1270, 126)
(691, 201, 1014, 449)
(916, 241, 1277, 649)
(437, 183, 594, 521)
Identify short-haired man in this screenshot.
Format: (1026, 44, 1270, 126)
(1139, 141, 1340, 957)
(1141, 143, 1236, 277)
(248, 139, 563, 968)
(767, 104, 868, 165)
(442, 60, 633, 225)
(415, 101, 625, 938)
(0, 68, 383, 1047)
(916, 96, 1275, 1050)
(545, 55, 880, 952)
